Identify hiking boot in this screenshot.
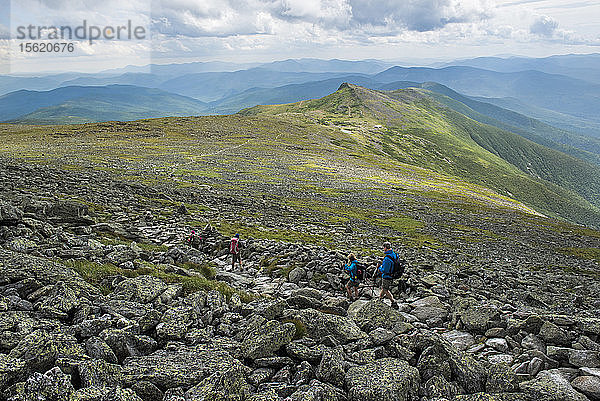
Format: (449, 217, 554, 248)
(390, 301, 399, 309)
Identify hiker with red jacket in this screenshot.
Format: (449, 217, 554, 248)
(230, 233, 243, 269)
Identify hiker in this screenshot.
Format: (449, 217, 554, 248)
(186, 230, 202, 249)
(230, 233, 243, 269)
(344, 253, 361, 300)
(374, 241, 399, 308)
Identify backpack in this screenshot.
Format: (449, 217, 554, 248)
(230, 238, 239, 254)
(355, 261, 365, 281)
(386, 254, 405, 279)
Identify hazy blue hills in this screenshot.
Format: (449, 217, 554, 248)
(441, 53, 600, 84)
(155, 68, 371, 102)
(1, 85, 208, 124)
(373, 66, 600, 124)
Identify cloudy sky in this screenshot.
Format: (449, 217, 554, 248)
(1, 0, 599, 73)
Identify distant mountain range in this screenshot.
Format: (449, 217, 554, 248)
(3, 55, 600, 137)
(439, 53, 600, 84)
(1, 85, 208, 125)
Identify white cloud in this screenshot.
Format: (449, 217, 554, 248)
(348, 0, 494, 32)
(530, 15, 558, 37)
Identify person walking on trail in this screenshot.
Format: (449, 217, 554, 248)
(230, 233, 243, 269)
(375, 241, 399, 308)
(344, 253, 361, 301)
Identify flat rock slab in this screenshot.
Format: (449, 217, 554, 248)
(122, 344, 241, 389)
(345, 357, 419, 401)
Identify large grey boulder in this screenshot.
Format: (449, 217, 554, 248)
(0, 354, 28, 390)
(6, 367, 74, 401)
(317, 346, 345, 388)
(345, 358, 419, 401)
(123, 344, 241, 389)
(288, 379, 347, 401)
(0, 250, 98, 300)
(520, 369, 589, 401)
(409, 296, 448, 326)
(241, 316, 295, 359)
(156, 306, 197, 341)
(287, 308, 366, 344)
(572, 375, 600, 400)
(453, 297, 500, 333)
(77, 359, 123, 388)
(112, 275, 169, 304)
(9, 329, 84, 373)
(0, 201, 23, 225)
(185, 363, 251, 401)
(100, 329, 157, 363)
(540, 321, 571, 346)
(347, 300, 405, 332)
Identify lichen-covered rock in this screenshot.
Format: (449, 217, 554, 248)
(441, 330, 476, 351)
(7, 367, 73, 401)
(241, 317, 295, 359)
(347, 299, 405, 332)
(520, 369, 589, 401)
(99, 329, 157, 363)
(409, 296, 448, 326)
(288, 267, 306, 285)
(0, 354, 28, 390)
(453, 394, 527, 400)
(0, 311, 63, 352)
(185, 363, 251, 401)
(288, 379, 347, 401)
(85, 337, 118, 364)
(4, 238, 37, 254)
(539, 321, 571, 346)
(485, 363, 519, 393)
(569, 349, 600, 368)
(100, 387, 144, 401)
(123, 344, 241, 389)
(345, 358, 420, 401)
(8, 329, 84, 373)
(131, 380, 164, 401)
(285, 342, 324, 363)
(454, 298, 500, 333)
(251, 299, 288, 320)
(420, 375, 459, 399)
(0, 201, 23, 225)
(36, 281, 80, 320)
(156, 306, 197, 341)
(0, 250, 98, 299)
(69, 385, 111, 401)
(99, 299, 152, 321)
(289, 308, 366, 344)
(112, 275, 169, 304)
(571, 375, 600, 400)
(317, 346, 345, 388)
(417, 343, 452, 382)
(78, 359, 123, 388)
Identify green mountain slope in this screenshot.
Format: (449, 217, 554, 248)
(2, 85, 209, 124)
(385, 82, 600, 166)
(241, 83, 600, 227)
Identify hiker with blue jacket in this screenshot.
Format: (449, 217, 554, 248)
(375, 241, 399, 308)
(344, 253, 360, 300)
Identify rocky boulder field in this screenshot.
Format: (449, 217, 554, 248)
(1, 154, 600, 401)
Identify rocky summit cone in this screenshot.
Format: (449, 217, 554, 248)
(0, 82, 599, 401)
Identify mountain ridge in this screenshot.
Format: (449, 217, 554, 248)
(241, 83, 600, 228)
